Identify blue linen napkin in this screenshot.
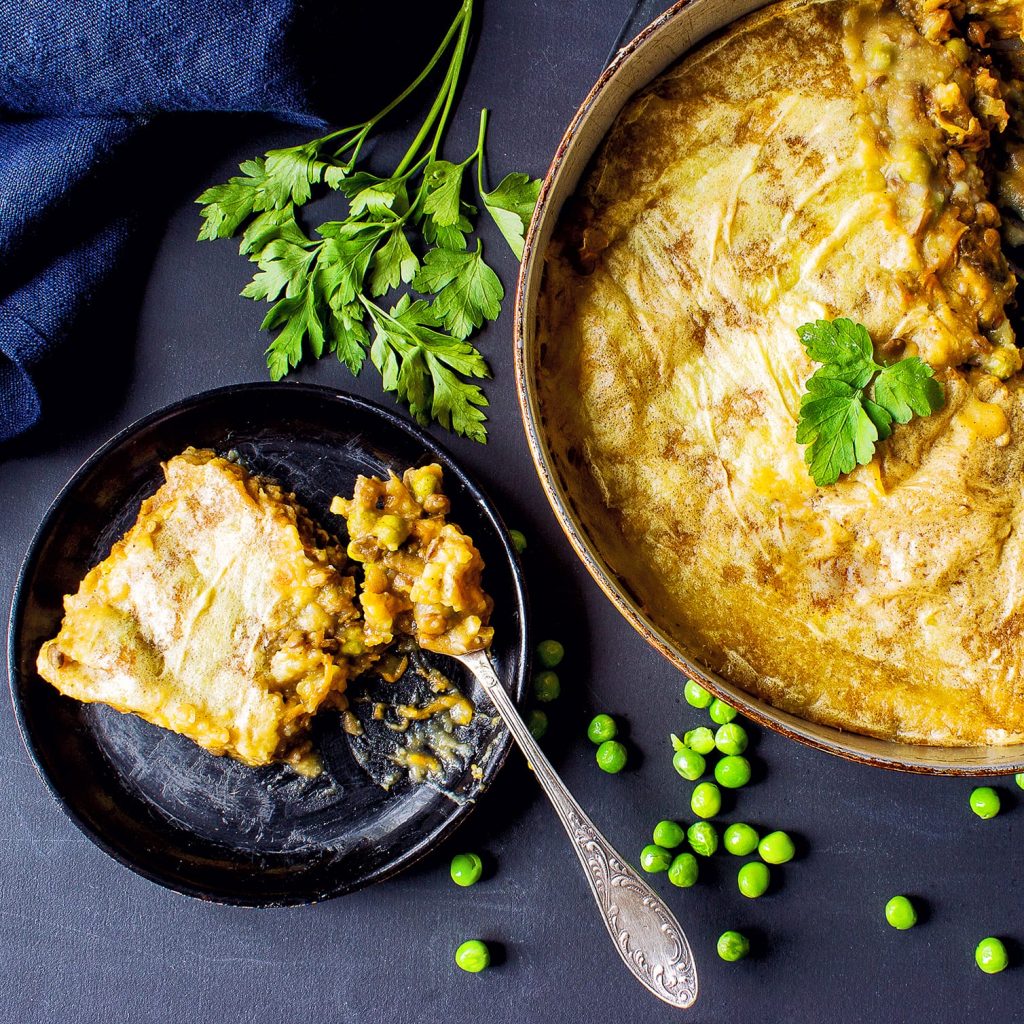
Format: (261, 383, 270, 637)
(0, 1, 447, 444)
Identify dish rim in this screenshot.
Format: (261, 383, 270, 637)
(7, 381, 530, 904)
(512, 0, 1024, 775)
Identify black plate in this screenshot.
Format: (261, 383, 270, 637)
(7, 384, 528, 905)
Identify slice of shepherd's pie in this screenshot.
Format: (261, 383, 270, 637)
(37, 448, 370, 774)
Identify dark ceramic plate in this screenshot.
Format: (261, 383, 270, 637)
(8, 384, 528, 905)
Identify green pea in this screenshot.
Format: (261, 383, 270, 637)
(596, 740, 627, 774)
(587, 714, 616, 743)
(527, 709, 548, 740)
(450, 852, 483, 887)
(884, 895, 917, 930)
(717, 930, 750, 962)
(1015, 772, 1024, 791)
(640, 844, 673, 873)
(509, 529, 527, 555)
(536, 639, 564, 668)
(687, 821, 718, 857)
(976, 936, 1009, 974)
(866, 38, 895, 71)
(723, 823, 760, 857)
(374, 513, 411, 551)
(653, 820, 685, 849)
(685, 727, 716, 755)
(715, 755, 752, 790)
(684, 680, 713, 708)
(715, 723, 748, 755)
(668, 852, 699, 888)
(738, 861, 770, 898)
(970, 786, 1001, 819)
(758, 830, 795, 864)
(455, 939, 491, 973)
(672, 748, 706, 782)
(533, 670, 561, 703)
(708, 699, 737, 725)
(691, 781, 722, 819)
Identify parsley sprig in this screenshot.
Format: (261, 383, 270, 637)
(795, 319, 945, 486)
(195, 0, 540, 443)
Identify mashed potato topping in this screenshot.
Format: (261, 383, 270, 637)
(539, 0, 1024, 745)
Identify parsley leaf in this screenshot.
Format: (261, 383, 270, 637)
(261, 145, 325, 209)
(796, 377, 880, 485)
(873, 358, 945, 423)
(422, 208, 473, 252)
(482, 172, 541, 260)
(197, 159, 271, 240)
(369, 228, 420, 297)
(366, 296, 489, 442)
(327, 302, 370, 376)
(412, 242, 503, 339)
(795, 318, 876, 388)
(795, 318, 944, 486)
(238, 206, 310, 259)
(421, 161, 465, 228)
(335, 172, 410, 219)
(316, 222, 389, 308)
(263, 286, 325, 380)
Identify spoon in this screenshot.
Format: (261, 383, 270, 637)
(456, 648, 699, 1009)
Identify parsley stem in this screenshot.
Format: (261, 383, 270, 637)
(428, 8, 472, 160)
(474, 108, 489, 195)
(394, 13, 467, 177)
(368, 0, 473, 135)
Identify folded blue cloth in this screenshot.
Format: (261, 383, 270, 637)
(0, 1, 447, 443)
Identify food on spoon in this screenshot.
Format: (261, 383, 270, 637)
(331, 464, 494, 656)
(36, 448, 368, 773)
(538, 0, 1024, 747)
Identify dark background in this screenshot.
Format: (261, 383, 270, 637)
(2, 1, 1022, 1021)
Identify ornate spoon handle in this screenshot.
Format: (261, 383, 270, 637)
(458, 649, 698, 1009)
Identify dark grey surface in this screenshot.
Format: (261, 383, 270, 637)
(1, 1, 1022, 1021)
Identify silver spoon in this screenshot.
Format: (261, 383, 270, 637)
(456, 648, 699, 1009)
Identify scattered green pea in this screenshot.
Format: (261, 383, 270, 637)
(976, 937, 1009, 974)
(1015, 772, 1024, 791)
(708, 699, 737, 725)
(668, 852, 699, 888)
(533, 670, 561, 703)
(587, 714, 617, 744)
(653, 820, 685, 849)
(970, 786, 1001, 820)
(596, 740, 628, 774)
(687, 821, 719, 857)
(738, 861, 770, 899)
(527, 709, 548, 740)
(717, 930, 750, 962)
(715, 755, 752, 790)
(691, 781, 722, 819)
(449, 852, 483, 887)
(509, 529, 527, 555)
(672, 747, 706, 782)
(536, 639, 564, 668)
(685, 727, 716, 755)
(758, 830, 795, 864)
(455, 939, 491, 973)
(884, 895, 917, 930)
(640, 844, 673, 873)
(723, 823, 760, 857)
(715, 723, 748, 755)
(684, 680, 713, 709)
